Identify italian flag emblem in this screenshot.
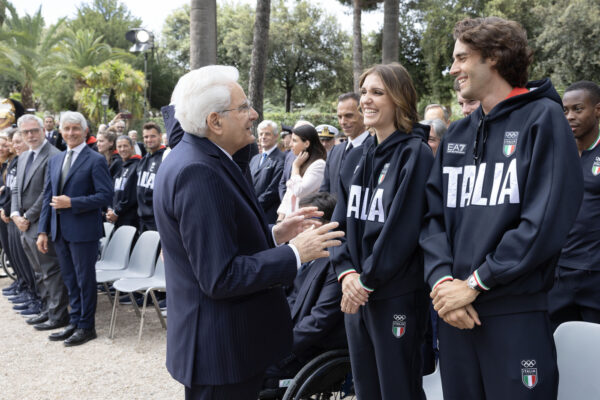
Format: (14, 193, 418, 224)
(521, 360, 538, 389)
(503, 144, 516, 157)
(503, 131, 519, 157)
(592, 157, 600, 176)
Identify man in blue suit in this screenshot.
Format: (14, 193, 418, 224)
(249, 120, 285, 224)
(155, 65, 344, 400)
(37, 111, 114, 346)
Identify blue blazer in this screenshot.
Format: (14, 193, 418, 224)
(39, 145, 114, 242)
(287, 257, 347, 362)
(278, 150, 296, 200)
(319, 143, 345, 197)
(250, 148, 285, 224)
(153, 133, 298, 387)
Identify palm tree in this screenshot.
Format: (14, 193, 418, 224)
(337, 0, 380, 92)
(0, 3, 65, 108)
(74, 60, 145, 125)
(382, 0, 399, 64)
(40, 28, 132, 92)
(190, 0, 217, 69)
(248, 0, 271, 126)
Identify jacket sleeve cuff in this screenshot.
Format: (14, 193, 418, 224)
(287, 244, 301, 270)
(473, 265, 492, 291)
(432, 275, 454, 291)
(358, 275, 374, 293)
(337, 269, 357, 282)
(427, 266, 454, 290)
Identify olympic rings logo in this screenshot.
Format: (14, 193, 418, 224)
(521, 360, 536, 368)
(393, 314, 406, 321)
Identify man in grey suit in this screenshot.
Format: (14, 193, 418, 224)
(12, 115, 68, 330)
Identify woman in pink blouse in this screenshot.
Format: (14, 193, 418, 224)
(277, 124, 327, 220)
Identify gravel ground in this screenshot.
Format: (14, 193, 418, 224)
(0, 278, 183, 399)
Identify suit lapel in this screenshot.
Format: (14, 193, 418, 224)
(62, 146, 89, 188)
(193, 135, 271, 240)
(291, 259, 324, 319)
(53, 151, 67, 194)
(24, 144, 48, 190)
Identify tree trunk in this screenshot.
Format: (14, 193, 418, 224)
(352, 0, 363, 93)
(285, 85, 292, 113)
(21, 82, 34, 110)
(190, 0, 217, 70)
(382, 0, 399, 64)
(248, 0, 271, 129)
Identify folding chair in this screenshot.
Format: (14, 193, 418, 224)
(95, 225, 137, 303)
(112, 257, 167, 342)
(102, 231, 161, 338)
(554, 321, 600, 399)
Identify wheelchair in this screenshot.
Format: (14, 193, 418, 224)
(0, 246, 16, 280)
(259, 349, 355, 400)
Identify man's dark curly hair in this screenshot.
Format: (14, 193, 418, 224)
(454, 17, 533, 88)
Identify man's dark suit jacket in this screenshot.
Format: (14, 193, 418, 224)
(249, 148, 285, 224)
(287, 257, 347, 362)
(278, 150, 296, 201)
(153, 133, 298, 387)
(39, 145, 113, 242)
(319, 143, 346, 198)
(46, 130, 66, 151)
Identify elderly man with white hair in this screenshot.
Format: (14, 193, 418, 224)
(249, 119, 285, 224)
(154, 65, 344, 400)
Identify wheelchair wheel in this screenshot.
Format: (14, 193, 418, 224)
(1, 248, 16, 281)
(282, 349, 354, 400)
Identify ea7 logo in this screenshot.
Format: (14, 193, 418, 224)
(447, 143, 467, 155)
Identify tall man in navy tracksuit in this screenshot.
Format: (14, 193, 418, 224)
(136, 122, 166, 232)
(420, 17, 583, 399)
(548, 81, 600, 330)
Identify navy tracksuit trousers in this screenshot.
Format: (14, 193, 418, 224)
(345, 290, 428, 400)
(438, 311, 558, 400)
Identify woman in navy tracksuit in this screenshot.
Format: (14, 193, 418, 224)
(330, 63, 433, 399)
(106, 136, 141, 229)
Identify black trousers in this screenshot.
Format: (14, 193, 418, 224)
(184, 373, 264, 400)
(344, 290, 428, 400)
(7, 222, 35, 292)
(548, 266, 600, 331)
(438, 311, 558, 400)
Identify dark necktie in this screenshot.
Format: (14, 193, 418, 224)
(342, 142, 354, 161)
(23, 151, 35, 179)
(60, 150, 73, 194)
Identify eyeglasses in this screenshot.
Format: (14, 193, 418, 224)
(20, 128, 41, 135)
(221, 102, 253, 117)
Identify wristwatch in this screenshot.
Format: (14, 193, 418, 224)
(467, 274, 483, 292)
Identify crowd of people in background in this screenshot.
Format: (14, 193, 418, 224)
(0, 14, 598, 400)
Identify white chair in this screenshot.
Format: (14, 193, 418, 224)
(554, 321, 600, 400)
(423, 363, 443, 400)
(110, 256, 166, 341)
(95, 225, 137, 271)
(99, 222, 115, 259)
(95, 225, 137, 302)
(98, 230, 160, 323)
(100, 230, 160, 338)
